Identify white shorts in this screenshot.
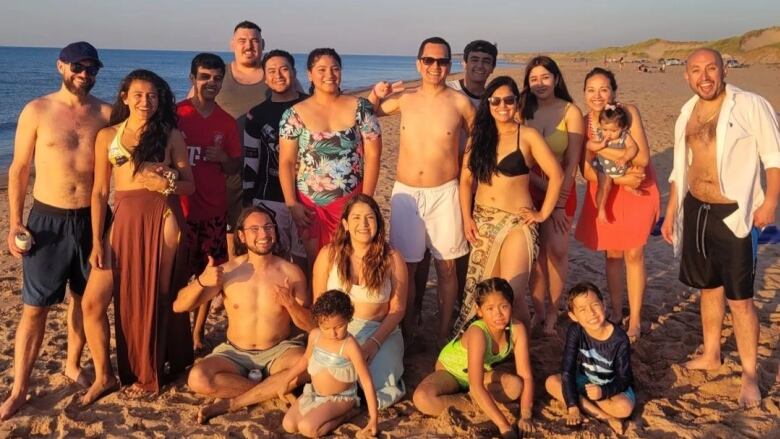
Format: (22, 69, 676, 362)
(252, 199, 306, 258)
(390, 180, 469, 263)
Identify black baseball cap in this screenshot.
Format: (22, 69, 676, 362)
(59, 41, 103, 67)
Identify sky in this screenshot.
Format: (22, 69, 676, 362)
(1, 1, 778, 55)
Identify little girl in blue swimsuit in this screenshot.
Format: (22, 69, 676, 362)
(586, 104, 640, 223)
(277, 290, 378, 438)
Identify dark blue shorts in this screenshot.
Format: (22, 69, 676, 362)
(22, 200, 95, 307)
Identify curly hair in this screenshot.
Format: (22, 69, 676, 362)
(519, 55, 574, 121)
(109, 69, 178, 175)
(566, 281, 604, 312)
(329, 194, 391, 298)
(599, 105, 631, 130)
(468, 76, 522, 185)
(312, 289, 355, 324)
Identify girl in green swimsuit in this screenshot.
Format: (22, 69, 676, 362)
(413, 278, 535, 438)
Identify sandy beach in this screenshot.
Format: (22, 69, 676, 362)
(1, 62, 779, 438)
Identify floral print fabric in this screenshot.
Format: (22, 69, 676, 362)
(279, 97, 381, 206)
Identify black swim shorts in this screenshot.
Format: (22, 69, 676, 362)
(22, 200, 104, 307)
(679, 193, 758, 301)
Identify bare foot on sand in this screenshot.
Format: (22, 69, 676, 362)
(0, 392, 28, 421)
(597, 209, 610, 223)
(607, 417, 626, 435)
(683, 354, 722, 371)
(738, 374, 761, 409)
(64, 367, 92, 388)
(81, 376, 119, 406)
(197, 399, 231, 424)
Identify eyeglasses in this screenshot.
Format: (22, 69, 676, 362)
(418, 57, 451, 67)
(243, 224, 275, 233)
(487, 96, 518, 106)
(70, 62, 100, 76)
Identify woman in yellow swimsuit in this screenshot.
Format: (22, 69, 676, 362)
(520, 56, 585, 336)
(81, 70, 195, 402)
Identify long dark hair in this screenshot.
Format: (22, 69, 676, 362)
(109, 69, 177, 175)
(233, 205, 284, 257)
(468, 76, 521, 185)
(520, 56, 573, 121)
(329, 194, 391, 297)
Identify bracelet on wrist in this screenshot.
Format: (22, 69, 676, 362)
(161, 169, 178, 196)
(196, 275, 205, 288)
(368, 336, 382, 349)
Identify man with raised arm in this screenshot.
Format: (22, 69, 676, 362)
(661, 48, 780, 408)
(369, 37, 475, 347)
(1, 42, 110, 420)
(173, 206, 313, 423)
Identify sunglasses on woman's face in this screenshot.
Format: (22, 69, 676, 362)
(488, 96, 517, 106)
(70, 62, 100, 76)
(418, 57, 451, 67)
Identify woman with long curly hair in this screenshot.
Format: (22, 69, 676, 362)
(80, 69, 195, 402)
(311, 194, 408, 409)
(451, 76, 563, 337)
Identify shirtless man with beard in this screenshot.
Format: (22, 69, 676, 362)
(173, 206, 314, 423)
(1, 42, 110, 419)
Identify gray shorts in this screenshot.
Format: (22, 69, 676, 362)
(207, 333, 306, 377)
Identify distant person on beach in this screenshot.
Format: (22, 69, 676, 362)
(520, 56, 585, 336)
(277, 290, 378, 438)
(279, 48, 382, 264)
(243, 49, 309, 273)
(369, 36, 475, 347)
(574, 67, 660, 344)
(414, 278, 535, 439)
(1, 42, 110, 420)
(453, 76, 562, 333)
(176, 53, 242, 352)
(661, 48, 780, 408)
(81, 69, 195, 402)
(587, 104, 640, 223)
(545, 282, 635, 435)
(174, 205, 313, 423)
(447, 40, 497, 107)
(312, 194, 408, 409)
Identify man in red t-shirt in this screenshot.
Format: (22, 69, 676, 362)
(177, 53, 242, 351)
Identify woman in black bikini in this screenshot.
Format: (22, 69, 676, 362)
(452, 76, 563, 336)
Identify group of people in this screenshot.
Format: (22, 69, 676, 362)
(2, 18, 778, 438)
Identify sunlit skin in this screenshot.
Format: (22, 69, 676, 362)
(231, 28, 262, 68)
(527, 66, 556, 101)
(191, 67, 224, 102)
(417, 43, 451, 86)
(463, 51, 495, 93)
(684, 50, 726, 101)
(264, 56, 296, 99)
(308, 56, 342, 94)
(342, 202, 378, 245)
(600, 121, 622, 142)
(316, 315, 350, 342)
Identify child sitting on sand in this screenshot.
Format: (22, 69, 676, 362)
(276, 290, 378, 438)
(545, 282, 635, 434)
(413, 278, 534, 439)
(587, 104, 640, 223)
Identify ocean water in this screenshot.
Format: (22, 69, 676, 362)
(0, 46, 512, 171)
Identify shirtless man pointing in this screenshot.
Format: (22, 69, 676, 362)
(2, 42, 110, 419)
(173, 205, 313, 423)
(370, 37, 476, 346)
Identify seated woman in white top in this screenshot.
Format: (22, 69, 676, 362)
(312, 194, 408, 409)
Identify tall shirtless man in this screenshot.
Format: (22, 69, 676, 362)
(1, 42, 110, 419)
(661, 48, 780, 408)
(369, 37, 476, 346)
(173, 206, 313, 423)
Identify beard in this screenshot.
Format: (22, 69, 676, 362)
(63, 76, 95, 96)
(245, 240, 275, 256)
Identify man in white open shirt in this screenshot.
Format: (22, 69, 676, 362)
(661, 48, 780, 408)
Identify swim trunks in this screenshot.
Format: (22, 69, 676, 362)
(575, 373, 636, 405)
(22, 200, 96, 306)
(185, 215, 228, 271)
(679, 193, 757, 300)
(389, 179, 469, 262)
(207, 333, 306, 378)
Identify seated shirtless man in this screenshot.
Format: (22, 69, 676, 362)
(173, 205, 314, 423)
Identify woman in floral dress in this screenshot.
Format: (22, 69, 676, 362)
(279, 48, 382, 263)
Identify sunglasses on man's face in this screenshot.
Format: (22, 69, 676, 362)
(70, 62, 100, 76)
(419, 57, 451, 67)
(488, 96, 518, 106)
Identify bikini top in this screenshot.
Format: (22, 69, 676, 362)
(496, 125, 530, 177)
(307, 333, 357, 384)
(108, 121, 133, 167)
(326, 263, 392, 304)
(544, 103, 570, 161)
